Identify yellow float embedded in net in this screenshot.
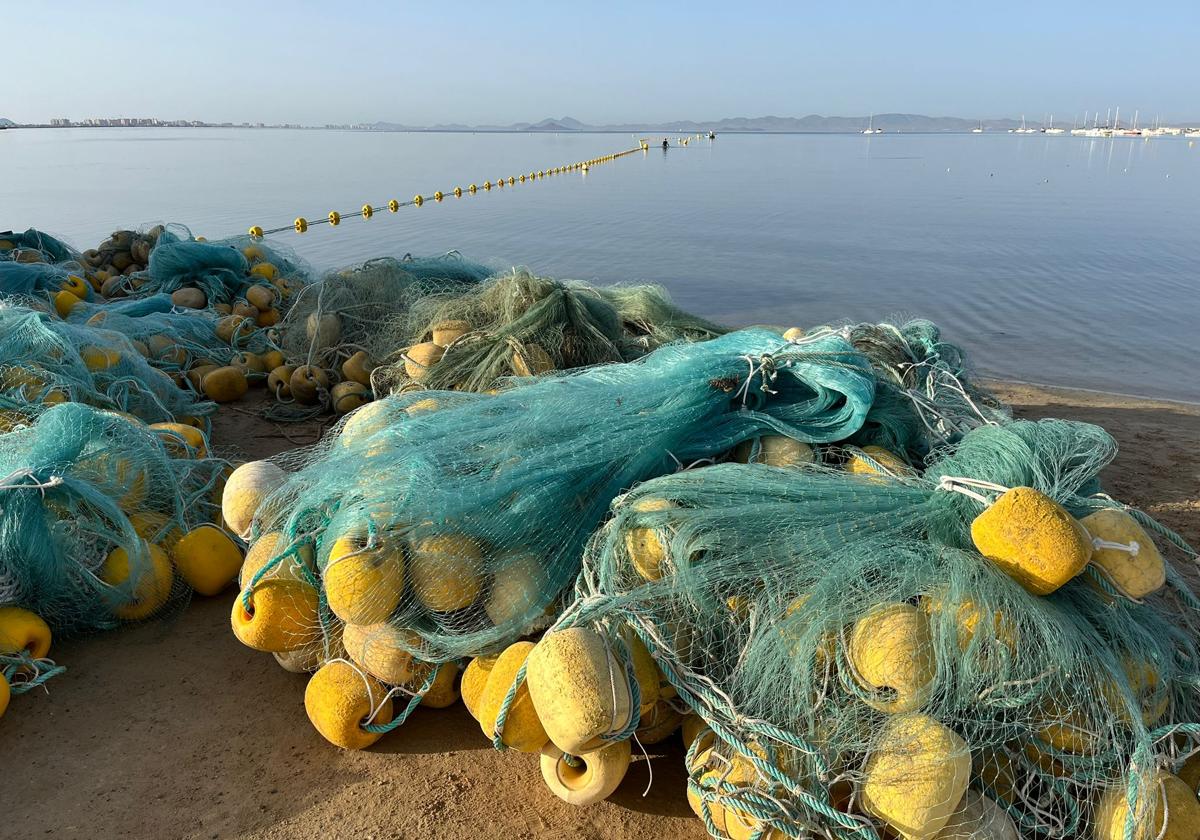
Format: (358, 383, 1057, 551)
(846, 445, 912, 477)
(431, 319, 472, 347)
(305, 660, 392, 750)
(1081, 508, 1165, 599)
(413, 662, 459, 708)
(526, 627, 632, 755)
(849, 603, 936, 713)
(861, 713, 971, 840)
(172, 525, 243, 596)
(240, 535, 314, 590)
(634, 700, 682, 745)
(202, 366, 249, 403)
(485, 553, 544, 629)
(149, 422, 209, 459)
(619, 626, 661, 713)
(624, 497, 675, 581)
(919, 588, 1017, 654)
(475, 641, 548, 753)
(0, 671, 8, 720)
(342, 621, 420, 684)
(128, 511, 181, 549)
(733, 434, 815, 468)
(931, 790, 1018, 840)
(970, 487, 1092, 595)
(540, 739, 631, 806)
(53, 290, 81, 318)
(403, 341, 445, 380)
(409, 535, 484, 612)
(1093, 769, 1200, 840)
(231, 578, 320, 652)
(221, 460, 287, 539)
(250, 262, 278, 281)
(338, 400, 403, 449)
(341, 350, 375, 387)
(79, 346, 121, 371)
(102, 543, 174, 620)
(0, 606, 52, 659)
(510, 342, 554, 376)
(325, 530, 405, 625)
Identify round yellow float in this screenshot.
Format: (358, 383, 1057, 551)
(304, 660, 392, 750)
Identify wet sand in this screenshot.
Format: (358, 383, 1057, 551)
(1, 383, 1196, 839)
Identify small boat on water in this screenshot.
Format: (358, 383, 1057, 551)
(1044, 115, 1065, 135)
(971, 120, 984, 133)
(861, 114, 882, 135)
(708, 131, 715, 139)
(1012, 115, 1037, 134)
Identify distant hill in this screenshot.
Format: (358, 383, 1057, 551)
(366, 113, 1024, 133)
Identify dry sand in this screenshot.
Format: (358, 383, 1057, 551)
(1, 383, 1196, 839)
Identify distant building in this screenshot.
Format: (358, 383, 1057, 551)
(50, 118, 71, 127)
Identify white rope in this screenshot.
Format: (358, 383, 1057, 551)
(935, 476, 1011, 506)
(1093, 537, 1140, 555)
(0, 469, 64, 493)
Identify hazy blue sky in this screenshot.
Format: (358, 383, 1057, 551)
(5, 1, 1196, 124)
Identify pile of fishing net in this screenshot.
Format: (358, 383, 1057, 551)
(0, 302, 215, 426)
(517, 418, 1200, 839)
(371, 268, 726, 394)
(0, 402, 247, 722)
(0, 260, 94, 313)
(0, 229, 79, 265)
(223, 324, 1004, 744)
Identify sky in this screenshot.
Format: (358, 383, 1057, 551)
(3, 1, 1197, 125)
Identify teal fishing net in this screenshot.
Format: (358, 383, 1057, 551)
(240, 328, 888, 680)
(372, 268, 726, 394)
(0, 402, 226, 635)
(0, 303, 213, 424)
(535, 418, 1200, 839)
(0, 229, 78, 264)
(0, 261, 93, 302)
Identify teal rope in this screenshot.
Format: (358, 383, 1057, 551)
(362, 663, 439, 734)
(1, 651, 66, 695)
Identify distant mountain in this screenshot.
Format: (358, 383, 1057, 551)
(364, 114, 1025, 133)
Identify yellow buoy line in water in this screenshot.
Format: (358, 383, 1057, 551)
(247, 142, 652, 239)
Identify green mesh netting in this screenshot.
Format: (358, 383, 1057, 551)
(372, 268, 726, 394)
(274, 254, 492, 372)
(0, 402, 226, 635)
(534, 418, 1200, 839)
(0, 260, 93, 302)
(0, 303, 213, 424)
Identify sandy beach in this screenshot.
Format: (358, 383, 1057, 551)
(1, 382, 1196, 840)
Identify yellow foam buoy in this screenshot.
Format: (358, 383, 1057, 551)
(240, 532, 314, 588)
(249, 262, 278, 281)
(171, 287, 207, 309)
(485, 553, 543, 628)
(261, 350, 285, 372)
(849, 603, 936, 713)
(171, 524, 244, 596)
(624, 498, 675, 581)
(1093, 770, 1200, 840)
(128, 511, 181, 549)
(970, 487, 1092, 595)
(620, 626, 662, 713)
(325, 529, 405, 625)
(305, 312, 342, 348)
(245, 284, 275, 311)
(80, 346, 122, 371)
(635, 700, 682, 745)
(341, 350, 375, 387)
(231, 578, 320, 652)
(149, 421, 209, 458)
(342, 621, 421, 684)
(511, 342, 554, 376)
(0, 671, 8, 720)
(931, 789, 1018, 839)
(330, 381, 371, 416)
(733, 435, 815, 468)
(305, 660, 392, 750)
(0, 606, 52, 659)
(540, 740, 631, 806)
(62, 274, 89, 298)
(202, 366, 249, 403)
(221, 460, 287, 539)
(53, 290, 81, 318)
(920, 588, 1016, 653)
(862, 713, 971, 840)
(476, 641, 549, 753)
(1179, 752, 1200, 792)
(430, 319, 472, 347)
(403, 342, 445, 380)
(526, 627, 632, 755)
(409, 535, 484, 612)
(339, 399, 400, 449)
(102, 543, 174, 620)
(782, 326, 805, 341)
(266, 365, 295, 399)
(681, 715, 712, 752)
(1081, 508, 1165, 599)
(215, 314, 251, 344)
(273, 644, 323, 674)
(414, 662, 460, 708)
(846, 445, 912, 477)
(289, 365, 330, 405)
(461, 654, 498, 720)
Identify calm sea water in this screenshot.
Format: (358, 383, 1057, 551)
(4, 128, 1198, 401)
